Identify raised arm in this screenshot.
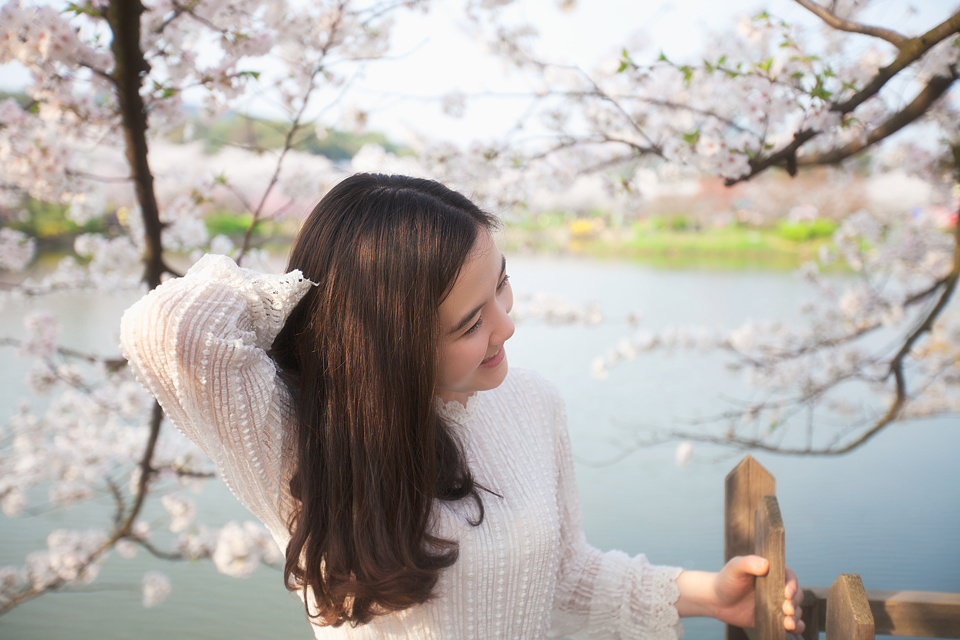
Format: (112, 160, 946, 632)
(119, 254, 313, 532)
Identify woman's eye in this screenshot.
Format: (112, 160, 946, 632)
(463, 317, 483, 336)
(497, 274, 510, 291)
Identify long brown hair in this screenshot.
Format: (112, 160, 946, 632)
(270, 174, 498, 626)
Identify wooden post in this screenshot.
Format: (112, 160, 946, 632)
(801, 590, 821, 640)
(726, 456, 776, 640)
(755, 495, 786, 640)
(827, 574, 875, 640)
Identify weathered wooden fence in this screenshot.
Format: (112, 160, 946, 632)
(725, 455, 960, 640)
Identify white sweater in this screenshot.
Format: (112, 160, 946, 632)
(120, 254, 683, 639)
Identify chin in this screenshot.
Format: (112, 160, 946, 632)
(479, 355, 509, 391)
(442, 356, 511, 399)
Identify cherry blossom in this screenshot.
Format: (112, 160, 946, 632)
(141, 571, 171, 608)
(0, 228, 36, 271)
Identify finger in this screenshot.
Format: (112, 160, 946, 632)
(738, 554, 770, 577)
(784, 610, 804, 633)
(785, 566, 799, 599)
(783, 599, 795, 617)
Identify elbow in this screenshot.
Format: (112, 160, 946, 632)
(119, 288, 176, 372)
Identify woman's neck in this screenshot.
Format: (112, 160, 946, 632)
(436, 390, 474, 408)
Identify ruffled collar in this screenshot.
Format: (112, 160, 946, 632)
(435, 392, 483, 425)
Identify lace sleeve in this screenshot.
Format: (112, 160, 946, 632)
(119, 254, 314, 532)
(546, 389, 684, 640)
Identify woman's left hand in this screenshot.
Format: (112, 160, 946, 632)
(713, 555, 804, 633)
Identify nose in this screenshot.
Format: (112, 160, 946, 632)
(493, 288, 515, 344)
(496, 310, 515, 345)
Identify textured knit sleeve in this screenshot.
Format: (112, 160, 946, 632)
(545, 385, 684, 640)
(119, 254, 313, 533)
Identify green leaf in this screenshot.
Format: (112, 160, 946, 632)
(810, 75, 833, 101)
(618, 48, 633, 74)
(64, 2, 100, 17)
(680, 65, 693, 85)
(811, 86, 833, 100)
(657, 50, 669, 63)
(682, 129, 700, 146)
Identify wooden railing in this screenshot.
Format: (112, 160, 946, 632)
(724, 455, 960, 640)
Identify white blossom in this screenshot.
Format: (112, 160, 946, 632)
(115, 539, 137, 560)
(440, 91, 467, 118)
(589, 356, 609, 380)
(209, 234, 234, 256)
(212, 523, 256, 577)
(674, 441, 693, 468)
(161, 494, 196, 533)
(21, 312, 60, 358)
(0, 227, 36, 271)
(142, 571, 171, 608)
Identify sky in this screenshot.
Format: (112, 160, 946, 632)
(0, 0, 954, 145)
(347, 0, 955, 143)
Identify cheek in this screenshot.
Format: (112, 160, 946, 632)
(440, 338, 488, 385)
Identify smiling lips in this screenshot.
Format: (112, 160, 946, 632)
(480, 345, 505, 368)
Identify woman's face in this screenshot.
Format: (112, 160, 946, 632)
(437, 231, 514, 405)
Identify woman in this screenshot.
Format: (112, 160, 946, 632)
(121, 173, 804, 638)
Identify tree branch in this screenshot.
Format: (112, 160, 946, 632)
(726, 10, 960, 185)
(235, 4, 348, 261)
(885, 157, 960, 383)
(0, 337, 127, 371)
(120, 402, 164, 535)
(129, 535, 186, 561)
(715, 146, 960, 456)
(799, 71, 957, 166)
(0, 0, 184, 617)
(107, 0, 174, 287)
(725, 128, 817, 185)
(794, 0, 908, 49)
(831, 10, 960, 115)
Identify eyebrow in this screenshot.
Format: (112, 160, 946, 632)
(449, 255, 506, 335)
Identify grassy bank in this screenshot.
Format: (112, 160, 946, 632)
(7, 203, 839, 271)
(502, 215, 836, 269)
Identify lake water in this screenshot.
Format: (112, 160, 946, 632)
(1, 255, 958, 639)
